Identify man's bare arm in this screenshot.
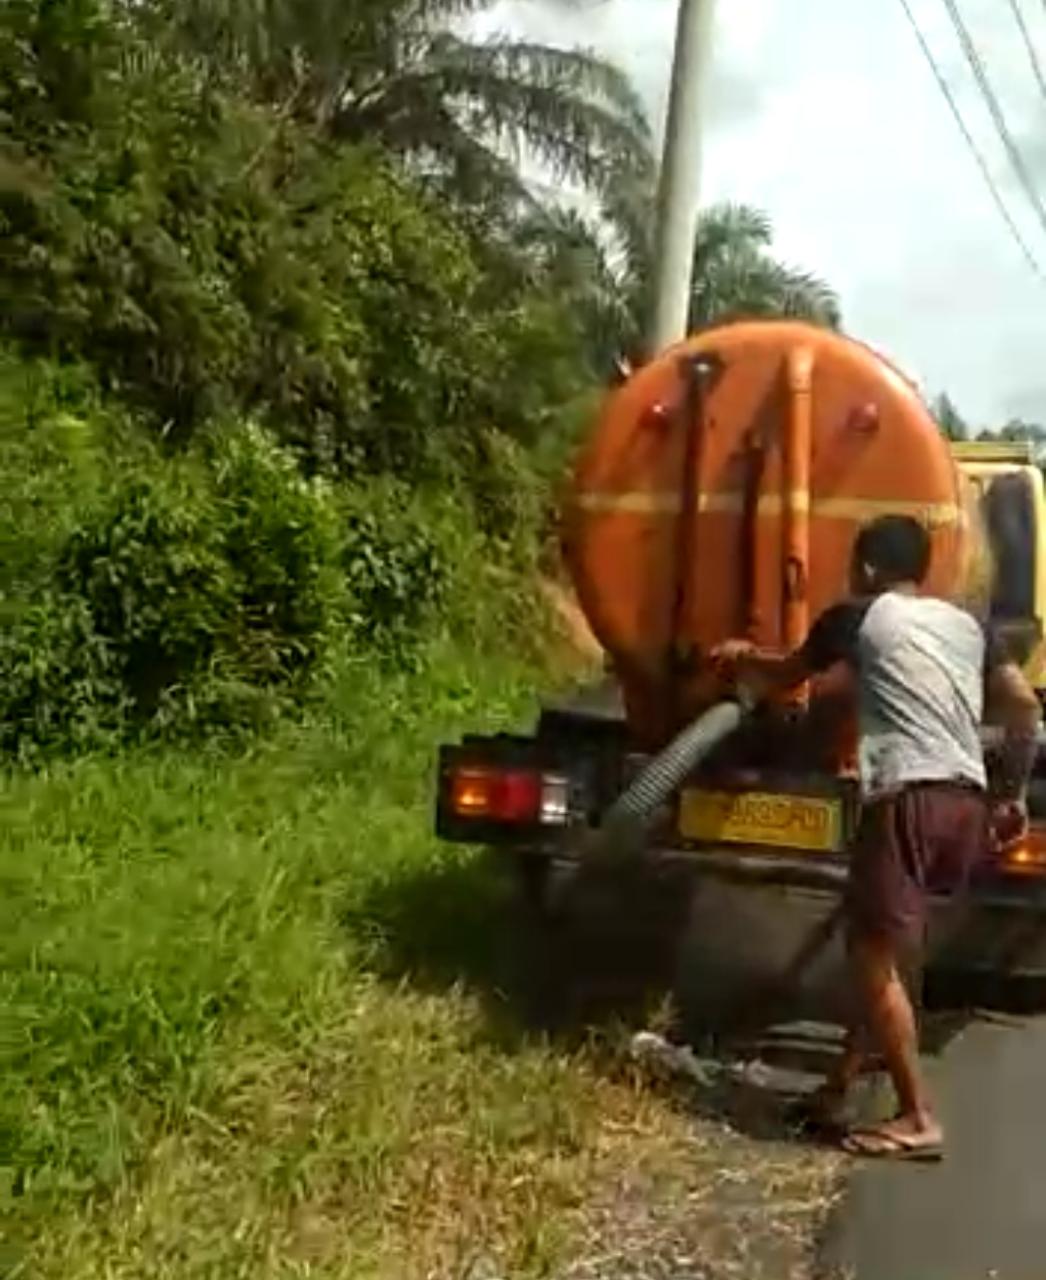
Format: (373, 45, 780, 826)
(986, 661, 1042, 734)
(714, 603, 862, 701)
(713, 641, 814, 700)
(985, 661, 1042, 805)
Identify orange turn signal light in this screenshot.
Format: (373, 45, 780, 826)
(450, 767, 542, 824)
(451, 768, 496, 817)
(1002, 838, 1046, 875)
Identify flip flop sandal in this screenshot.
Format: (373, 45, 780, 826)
(840, 1126, 944, 1163)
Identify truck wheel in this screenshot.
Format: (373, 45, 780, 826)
(509, 852, 578, 1029)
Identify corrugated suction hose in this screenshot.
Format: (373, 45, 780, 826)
(591, 701, 745, 858)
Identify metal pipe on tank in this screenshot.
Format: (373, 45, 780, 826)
(783, 347, 814, 654)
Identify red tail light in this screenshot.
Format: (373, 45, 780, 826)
(448, 765, 569, 826)
(451, 767, 541, 822)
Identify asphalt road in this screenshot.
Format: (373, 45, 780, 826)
(821, 1016, 1046, 1280)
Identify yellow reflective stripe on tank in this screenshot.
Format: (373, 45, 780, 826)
(574, 491, 684, 514)
(811, 497, 964, 528)
(574, 491, 964, 527)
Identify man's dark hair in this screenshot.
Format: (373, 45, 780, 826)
(854, 515, 931, 586)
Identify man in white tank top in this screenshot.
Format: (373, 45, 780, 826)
(716, 516, 1040, 1160)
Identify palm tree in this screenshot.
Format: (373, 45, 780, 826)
(509, 204, 633, 368)
(139, 0, 654, 228)
(520, 197, 841, 371)
(140, 3, 837, 362)
(688, 204, 841, 331)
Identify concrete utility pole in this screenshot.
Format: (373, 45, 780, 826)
(646, 0, 716, 358)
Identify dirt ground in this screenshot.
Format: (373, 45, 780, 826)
(557, 1039, 846, 1280)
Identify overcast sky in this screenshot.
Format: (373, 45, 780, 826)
(474, 0, 1046, 427)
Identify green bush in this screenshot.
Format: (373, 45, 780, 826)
(0, 415, 358, 757)
(466, 427, 548, 561)
(0, 593, 123, 761)
(208, 423, 346, 681)
(1, 1, 597, 520)
(57, 427, 349, 734)
(60, 472, 238, 722)
(0, 381, 538, 759)
(0, 350, 113, 612)
(337, 484, 451, 670)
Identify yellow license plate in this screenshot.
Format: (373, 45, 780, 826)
(678, 789, 843, 853)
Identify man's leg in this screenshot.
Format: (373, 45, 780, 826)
(845, 931, 942, 1151)
(823, 1023, 868, 1095)
(802, 1001, 868, 1127)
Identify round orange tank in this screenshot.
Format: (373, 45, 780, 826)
(563, 321, 979, 747)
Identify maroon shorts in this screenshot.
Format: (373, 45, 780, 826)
(845, 784, 990, 949)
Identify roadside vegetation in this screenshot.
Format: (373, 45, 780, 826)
(2, 2, 844, 1275)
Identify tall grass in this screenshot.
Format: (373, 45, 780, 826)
(0, 449, 841, 1278)
(1, 584, 675, 1277)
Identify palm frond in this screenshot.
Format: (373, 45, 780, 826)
(599, 155, 656, 284)
(690, 247, 839, 331)
(407, 107, 539, 226)
(443, 37, 652, 134)
(338, 34, 652, 188)
(694, 203, 773, 258)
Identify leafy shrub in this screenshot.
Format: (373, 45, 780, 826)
(0, 399, 537, 759)
(463, 427, 546, 562)
(56, 427, 348, 731)
(338, 485, 451, 669)
(59, 470, 238, 721)
(0, 593, 123, 761)
(208, 423, 346, 681)
(0, 350, 114, 612)
(0, 418, 356, 757)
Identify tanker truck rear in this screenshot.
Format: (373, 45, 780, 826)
(435, 321, 1046, 1029)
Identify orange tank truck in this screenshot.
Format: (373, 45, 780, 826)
(564, 321, 976, 748)
(435, 320, 1046, 1035)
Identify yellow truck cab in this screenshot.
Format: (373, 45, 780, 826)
(952, 440, 1046, 692)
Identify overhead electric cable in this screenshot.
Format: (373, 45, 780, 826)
(897, 0, 1046, 280)
(940, 0, 1046, 238)
(1005, 0, 1046, 109)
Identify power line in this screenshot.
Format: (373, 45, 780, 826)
(940, 0, 1046, 238)
(1006, 0, 1046, 108)
(897, 0, 1046, 280)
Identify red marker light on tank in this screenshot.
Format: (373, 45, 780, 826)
(640, 401, 672, 429)
(847, 403, 880, 434)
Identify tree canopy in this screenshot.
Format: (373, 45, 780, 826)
(1, 0, 843, 456)
(0, 0, 850, 759)
(135, 0, 655, 235)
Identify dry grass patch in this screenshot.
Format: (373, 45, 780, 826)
(29, 985, 842, 1280)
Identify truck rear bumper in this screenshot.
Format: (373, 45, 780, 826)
(524, 842, 1046, 1018)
